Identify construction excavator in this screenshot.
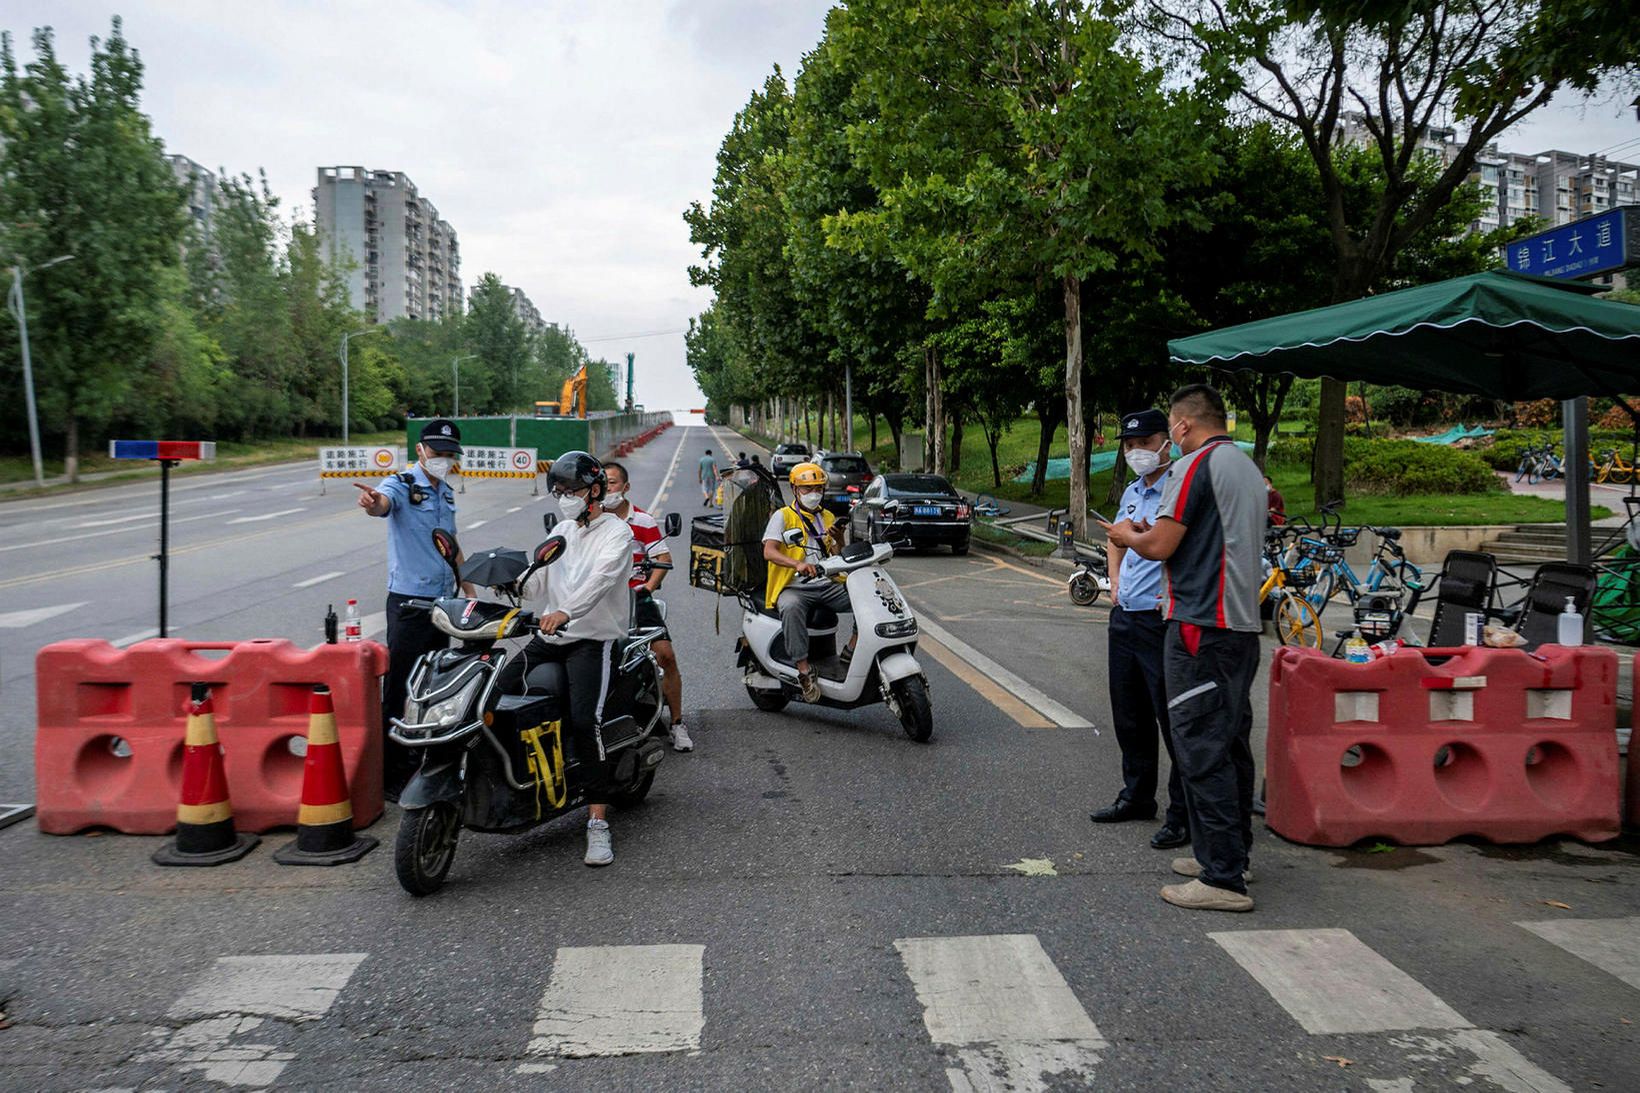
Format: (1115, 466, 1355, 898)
(533, 365, 589, 418)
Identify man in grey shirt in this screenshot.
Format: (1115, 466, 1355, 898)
(1102, 383, 1264, 913)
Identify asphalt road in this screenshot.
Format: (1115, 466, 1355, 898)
(2, 423, 1636, 1091)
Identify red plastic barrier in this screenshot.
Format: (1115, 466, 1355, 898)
(1266, 644, 1621, 847)
(36, 638, 387, 835)
(1628, 711, 1640, 828)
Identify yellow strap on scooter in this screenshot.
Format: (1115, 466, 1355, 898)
(520, 721, 567, 818)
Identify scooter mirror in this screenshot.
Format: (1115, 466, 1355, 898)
(430, 528, 462, 579)
(542, 512, 559, 534)
(664, 512, 682, 538)
(535, 535, 567, 566)
(782, 527, 806, 546)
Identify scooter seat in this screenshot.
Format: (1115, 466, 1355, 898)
(758, 603, 842, 627)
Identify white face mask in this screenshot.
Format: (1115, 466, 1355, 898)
(1126, 445, 1169, 477)
(603, 490, 626, 509)
(557, 493, 588, 521)
(422, 455, 454, 481)
(798, 490, 823, 510)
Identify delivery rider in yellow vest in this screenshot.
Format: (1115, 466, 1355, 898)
(761, 462, 855, 703)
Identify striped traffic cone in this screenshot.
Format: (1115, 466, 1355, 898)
(274, 685, 378, 865)
(152, 684, 259, 866)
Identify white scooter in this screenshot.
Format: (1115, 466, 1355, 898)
(737, 538, 933, 741)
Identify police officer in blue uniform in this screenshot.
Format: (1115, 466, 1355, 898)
(1089, 408, 1189, 850)
(356, 418, 473, 796)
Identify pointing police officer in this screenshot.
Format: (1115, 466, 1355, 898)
(356, 418, 474, 798)
(1090, 408, 1190, 851)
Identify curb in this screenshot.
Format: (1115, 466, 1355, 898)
(969, 534, 1075, 572)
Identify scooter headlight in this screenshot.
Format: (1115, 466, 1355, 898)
(424, 675, 484, 726)
(875, 618, 919, 639)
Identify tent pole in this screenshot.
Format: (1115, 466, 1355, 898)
(1563, 397, 1590, 565)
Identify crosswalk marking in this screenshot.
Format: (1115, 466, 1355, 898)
(521, 944, 705, 1062)
(1210, 928, 1467, 1034)
(895, 934, 1104, 1093)
(141, 953, 367, 1087)
(1518, 917, 1640, 992)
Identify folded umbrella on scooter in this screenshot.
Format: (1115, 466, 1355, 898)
(458, 549, 531, 589)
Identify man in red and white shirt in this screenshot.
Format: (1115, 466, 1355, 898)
(603, 462, 692, 751)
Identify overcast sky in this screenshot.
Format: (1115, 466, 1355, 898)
(7, 3, 1638, 413)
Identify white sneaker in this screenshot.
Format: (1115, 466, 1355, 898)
(669, 722, 695, 752)
(584, 819, 613, 867)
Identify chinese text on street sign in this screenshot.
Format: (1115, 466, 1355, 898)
(1503, 207, 1637, 280)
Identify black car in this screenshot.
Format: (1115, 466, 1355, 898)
(819, 453, 873, 517)
(849, 473, 972, 554)
(770, 443, 811, 477)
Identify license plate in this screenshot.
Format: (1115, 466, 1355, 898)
(913, 505, 941, 516)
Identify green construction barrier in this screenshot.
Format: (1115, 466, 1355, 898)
(406, 412, 673, 464)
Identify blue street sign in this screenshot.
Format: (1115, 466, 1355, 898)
(1502, 207, 1637, 280)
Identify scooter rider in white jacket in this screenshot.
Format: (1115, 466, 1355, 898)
(501, 450, 634, 867)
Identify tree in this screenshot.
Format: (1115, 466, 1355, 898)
(836, 0, 1217, 537)
(0, 20, 188, 478)
(466, 273, 535, 413)
(1149, 0, 1640, 505)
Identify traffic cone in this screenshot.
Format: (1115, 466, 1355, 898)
(152, 684, 259, 866)
(273, 685, 378, 865)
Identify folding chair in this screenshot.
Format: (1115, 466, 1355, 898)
(1427, 550, 1498, 647)
(1513, 562, 1597, 649)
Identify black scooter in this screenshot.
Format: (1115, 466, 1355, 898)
(388, 513, 680, 896)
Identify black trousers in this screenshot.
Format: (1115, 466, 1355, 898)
(1163, 622, 1260, 895)
(1108, 606, 1187, 828)
(495, 636, 616, 803)
(384, 592, 449, 792)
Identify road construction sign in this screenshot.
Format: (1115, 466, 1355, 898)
(455, 447, 540, 492)
(318, 447, 404, 493)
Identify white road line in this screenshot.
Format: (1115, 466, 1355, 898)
(521, 944, 705, 1062)
(228, 507, 306, 525)
(112, 628, 160, 647)
(1213, 929, 1569, 1092)
(649, 427, 689, 512)
(0, 509, 242, 553)
(74, 511, 163, 528)
(896, 934, 1105, 1093)
(1518, 917, 1640, 992)
(1211, 928, 1467, 1035)
(360, 611, 387, 641)
(466, 519, 488, 530)
(141, 953, 367, 1088)
(0, 601, 87, 628)
(506, 505, 522, 513)
(293, 571, 344, 589)
(912, 616, 1094, 729)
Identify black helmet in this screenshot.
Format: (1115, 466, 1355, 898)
(547, 450, 606, 500)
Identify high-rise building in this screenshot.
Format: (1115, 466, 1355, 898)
(501, 284, 548, 335)
(169, 154, 216, 244)
(313, 166, 463, 323)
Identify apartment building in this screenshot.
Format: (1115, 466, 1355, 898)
(169, 154, 216, 243)
(502, 284, 548, 336)
(313, 166, 464, 323)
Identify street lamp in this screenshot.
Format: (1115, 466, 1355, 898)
(6, 254, 75, 489)
(451, 354, 478, 417)
(339, 326, 384, 445)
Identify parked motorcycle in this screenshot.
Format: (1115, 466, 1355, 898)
(1068, 546, 1111, 606)
(388, 514, 681, 896)
(737, 538, 933, 741)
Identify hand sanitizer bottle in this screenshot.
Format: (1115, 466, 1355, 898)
(1557, 596, 1583, 647)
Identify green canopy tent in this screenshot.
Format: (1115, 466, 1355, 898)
(1167, 270, 1640, 562)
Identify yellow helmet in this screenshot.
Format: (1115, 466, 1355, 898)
(789, 461, 827, 488)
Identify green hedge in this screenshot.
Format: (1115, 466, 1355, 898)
(1265, 435, 1500, 496)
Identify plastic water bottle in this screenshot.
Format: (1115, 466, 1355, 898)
(1558, 596, 1583, 646)
(344, 599, 362, 642)
(1344, 634, 1371, 663)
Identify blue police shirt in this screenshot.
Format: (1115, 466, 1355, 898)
(377, 464, 458, 596)
(1116, 473, 1166, 612)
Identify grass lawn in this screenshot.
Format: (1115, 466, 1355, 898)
(750, 413, 1607, 528)
(970, 520, 1058, 557)
(0, 430, 406, 496)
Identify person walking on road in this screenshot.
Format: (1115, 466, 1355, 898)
(1089, 409, 1189, 852)
(603, 461, 693, 752)
(1102, 384, 1264, 913)
(699, 448, 721, 507)
(355, 418, 474, 799)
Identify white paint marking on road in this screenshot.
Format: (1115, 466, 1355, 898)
(112, 628, 160, 648)
(1387, 1031, 1572, 1093)
(521, 943, 705, 1062)
(466, 519, 488, 530)
(208, 490, 246, 500)
(649, 426, 689, 512)
(292, 571, 344, 589)
(140, 953, 367, 1088)
(1210, 928, 1468, 1035)
(360, 611, 388, 642)
(506, 505, 522, 514)
(0, 509, 242, 553)
(228, 507, 306, 525)
(1518, 917, 1640, 992)
(74, 511, 165, 528)
(0, 601, 87, 628)
(912, 615, 1094, 730)
(896, 934, 1104, 1093)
